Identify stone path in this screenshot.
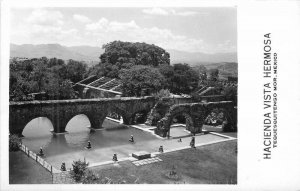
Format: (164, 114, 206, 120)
(132, 157, 162, 166)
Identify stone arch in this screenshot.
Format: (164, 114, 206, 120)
(9, 111, 54, 137)
(155, 104, 195, 137)
(132, 109, 150, 124)
(168, 112, 194, 137)
(155, 101, 236, 137)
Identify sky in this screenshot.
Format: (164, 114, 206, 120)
(10, 7, 237, 54)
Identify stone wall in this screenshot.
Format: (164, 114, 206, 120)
(9, 97, 156, 136)
(145, 97, 193, 126)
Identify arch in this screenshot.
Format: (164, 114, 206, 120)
(22, 117, 54, 138)
(204, 106, 235, 132)
(155, 101, 236, 137)
(168, 112, 194, 137)
(103, 109, 128, 130)
(132, 110, 149, 124)
(155, 104, 195, 137)
(65, 114, 91, 133)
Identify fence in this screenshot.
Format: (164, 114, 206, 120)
(19, 143, 53, 173)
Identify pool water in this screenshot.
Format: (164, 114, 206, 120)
(21, 116, 227, 170)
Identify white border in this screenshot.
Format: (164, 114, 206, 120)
(2, 0, 300, 190)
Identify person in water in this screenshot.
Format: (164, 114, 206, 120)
(129, 135, 134, 142)
(86, 141, 92, 149)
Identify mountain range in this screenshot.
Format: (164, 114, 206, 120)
(10, 43, 237, 66)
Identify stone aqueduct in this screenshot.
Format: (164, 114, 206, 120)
(9, 96, 237, 137)
(10, 97, 156, 136)
(155, 101, 236, 137)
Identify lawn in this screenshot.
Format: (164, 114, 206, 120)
(9, 151, 53, 184)
(86, 140, 237, 184)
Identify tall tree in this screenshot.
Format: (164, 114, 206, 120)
(119, 65, 165, 97)
(94, 41, 170, 78)
(171, 63, 199, 94)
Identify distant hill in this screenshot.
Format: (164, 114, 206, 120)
(168, 49, 237, 65)
(10, 44, 103, 63)
(10, 43, 237, 67)
(193, 62, 238, 79)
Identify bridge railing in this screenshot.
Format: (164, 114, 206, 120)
(19, 143, 53, 173)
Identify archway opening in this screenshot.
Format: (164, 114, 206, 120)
(23, 117, 54, 138)
(22, 117, 54, 153)
(65, 114, 91, 133)
(64, 114, 91, 148)
(132, 110, 149, 125)
(104, 112, 127, 130)
(169, 113, 193, 138)
(203, 108, 228, 132)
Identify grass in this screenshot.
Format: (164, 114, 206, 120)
(9, 151, 53, 184)
(87, 140, 237, 184)
(9, 139, 237, 184)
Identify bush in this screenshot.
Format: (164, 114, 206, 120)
(82, 170, 99, 184)
(152, 89, 171, 100)
(70, 159, 89, 182)
(9, 134, 21, 152)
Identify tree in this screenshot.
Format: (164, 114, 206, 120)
(101, 41, 170, 66)
(119, 65, 165, 96)
(197, 65, 207, 81)
(92, 41, 170, 78)
(65, 60, 87, 83)
(222, 86, 237, 105)
(70, 159, 89, 182)
(158, 64, 174, 90)
(9, 134, 21, 152)
(45, 77, 77, 100)
(209, 68, 219, 81)
(171, 63, 199, 94)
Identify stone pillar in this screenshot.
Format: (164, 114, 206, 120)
(51, 117, 69, 133)
(88, 113, 107, 129)
(122, 115, 133, 125)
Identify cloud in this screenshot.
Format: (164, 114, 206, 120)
(142, 7, 169, 15)
(26, 9, 64, 26)
(11, 9, 80, 45)
(174, 11, 198, 16)
(73, 14, 91, 23)
(85, 18, 206, 52)
(142, 8, 198, 16)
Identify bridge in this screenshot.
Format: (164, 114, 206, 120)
(10, 96, 237, 137)
(9, 97, 157, 136)
(155, 101, 237, 137)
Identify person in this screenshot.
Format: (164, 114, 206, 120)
(129, 135, 134, 143)
(86, 141, 92, 149)
(113, 154, 118, 162)
(178, 138, 182, 142)
(190, 137, 196, 148)
(159, 145, 164, 153)
(39, 147, 44, 156)
(61, 162, 66, 171)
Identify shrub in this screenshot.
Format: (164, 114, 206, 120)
(152, 89, 171, 100)
(82, 170, 99, 184)
(70, 159, 89, 182)
(9, 134, 21, 152)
